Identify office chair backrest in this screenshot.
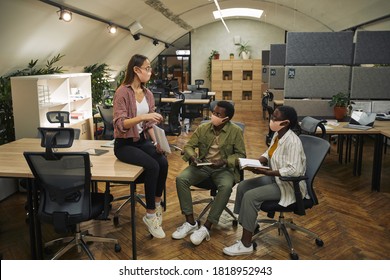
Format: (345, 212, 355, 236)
(299, 134, 330, 204)
(97, 104, 114, 139)
(46, 111, 70, 128)
(23, 152, 92, 233)
(166, 99, 184, 136)
(300, 116, 326, 138)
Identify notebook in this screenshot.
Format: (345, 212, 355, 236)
(343, 111, 377, 130)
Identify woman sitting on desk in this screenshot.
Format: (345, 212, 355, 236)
(113, 54, 168, 239)
(223, 106, 307, 256)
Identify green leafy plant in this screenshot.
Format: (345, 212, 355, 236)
(328, 92, 349, 107)
(237, 41, 251, 56)
(0, 54, 65, 144)
(207, 50, 219, 81)
(83, 63, 113, 109)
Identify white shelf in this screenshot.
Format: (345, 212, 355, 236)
(11, 73, 94, 140)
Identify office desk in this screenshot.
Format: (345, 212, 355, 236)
(324, 122, 386, 191)
(0, 138, 143, 260)
(161, 97, 210, 105)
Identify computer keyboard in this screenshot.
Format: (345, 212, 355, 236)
(344, 124, 372, 130)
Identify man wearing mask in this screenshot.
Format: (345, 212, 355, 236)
(172, 101, 246, 246)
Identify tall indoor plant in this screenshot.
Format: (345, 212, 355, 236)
(237, 41, 251, 59)
(207, 50, 219, 81)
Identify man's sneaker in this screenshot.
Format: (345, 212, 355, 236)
(142, 215, 166, 238)
(156, 205, 163, 226)
(223, 240, 253, 256)
(172, 221, 198, 239)
(190, 225, 210, 245)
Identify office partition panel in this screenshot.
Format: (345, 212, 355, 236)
(269, 44, 286, 66)
(350, 67, 390, 100)
(354, 31, 390, 65)
(284, 66, 351, 98)
(262, 50, 270, 66)
(268, 66, 285, 89)
(285, 32, 354, 65)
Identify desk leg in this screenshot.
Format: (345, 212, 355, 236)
(27, 179, 37, 259)
(130, 182, 137, 260)
(372, 134, 384, 192)
(357, 135, 364, 176)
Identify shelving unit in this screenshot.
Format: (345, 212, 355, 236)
(211, 59, 262, 112)
(11, 73, 94, 140)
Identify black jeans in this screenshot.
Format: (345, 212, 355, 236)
(114, 134, 168, 210)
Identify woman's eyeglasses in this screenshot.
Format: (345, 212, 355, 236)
(139, 66, 152, 73)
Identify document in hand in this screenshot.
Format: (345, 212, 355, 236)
(195, 161, 213, 167)
(238, 158, 270, 170)
(152, 124, 171, 153)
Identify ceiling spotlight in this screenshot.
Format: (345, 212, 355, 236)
(132, 34, 140, 41)
(153, 39, 159, 46)
(165, 43, 170, 49)
(58, 9, 72, 22)
(108, 24, 117, 34)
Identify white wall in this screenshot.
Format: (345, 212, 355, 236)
(191, 19, 285, 88)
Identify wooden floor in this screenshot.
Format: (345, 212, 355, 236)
(1, 111, 390, 260)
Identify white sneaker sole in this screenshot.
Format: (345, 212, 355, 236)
(142, 217, 166, 239)
(223, 248, 253, 256)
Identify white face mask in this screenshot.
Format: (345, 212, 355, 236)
(211, 114, 228, 127)
(269, 119, 288, 132)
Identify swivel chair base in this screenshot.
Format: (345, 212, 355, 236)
(252, 213, 323, 260)
(45, 224, 121, 260)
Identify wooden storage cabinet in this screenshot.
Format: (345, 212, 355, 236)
(11, 73, 93, 140)
(211, 59, 262, 112)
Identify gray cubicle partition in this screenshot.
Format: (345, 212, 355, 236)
(284, 66, 351, 98)
(262, 50, 270, 66)
(350, 67, 390, 100)
(269, 44, 286, 66)
(285, 32, 354, 65)
(354, 31, 390, 65)
(269, 66, 285, 89)
(283, 99, 334, 117)
(262, 66, 269, 83)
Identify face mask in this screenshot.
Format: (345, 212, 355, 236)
(270, 120, 288, 132)
(211, 114, 228, 127)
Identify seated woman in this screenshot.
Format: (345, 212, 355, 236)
(223, 106, 307, 256)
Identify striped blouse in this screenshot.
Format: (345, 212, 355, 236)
(261, 129, 308, 207)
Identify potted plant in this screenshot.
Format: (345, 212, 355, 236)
(229, 53, 234, 60)
(207, 50, 219, 81)
(329, 92, 349, 120)
(237, 41, 251, 59)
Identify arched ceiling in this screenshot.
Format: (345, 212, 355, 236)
(0, 0, 389, 76)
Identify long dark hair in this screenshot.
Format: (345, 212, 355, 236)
(121, 54, 148, 86)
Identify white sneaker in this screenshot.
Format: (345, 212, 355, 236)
(172, 221, 198, 239)
(142, 215, 166, 238)
(223, 240, 253, 256)
(156, 205, 163, 226)
(190, 225, 210, 245)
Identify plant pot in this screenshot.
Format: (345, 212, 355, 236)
(230, 54, 234, 60)
(241, 51, 250, 60)
(334, 106, 347, 121)
(213, 53, 220, 59)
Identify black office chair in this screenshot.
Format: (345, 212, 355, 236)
(46, 111, 81, 138)
(261, 90, 274, 120)
(159, 99, 184, 137)
(181, 92, 204, 132)
(97, 104, 114, 140)
(252, 134, 330, 260)
(299, 116, 327, 138)
(24, 128, 120, 259)
(195, 79, 204, 89)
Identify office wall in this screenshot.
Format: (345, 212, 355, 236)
(191, 19, 285, 88)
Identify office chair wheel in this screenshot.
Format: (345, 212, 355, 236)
(113, 216, 119, 226)
(114, 244, 121, 252)
(315, 238, 324, 247)
(232, 220, 238, 227)
(290, 252, 299, 260)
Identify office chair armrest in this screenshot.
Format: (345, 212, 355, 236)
(280, 175, 308, 216)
